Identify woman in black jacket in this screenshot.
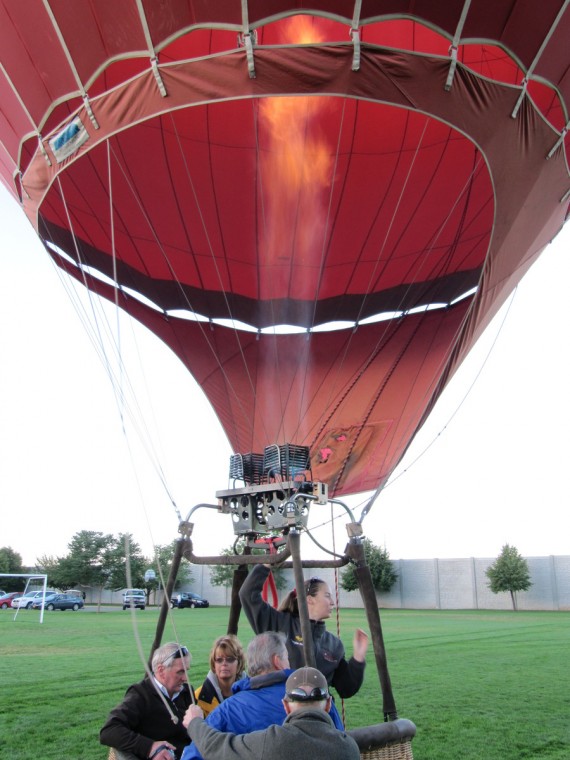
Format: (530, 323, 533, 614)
(239, 565, 368, 698)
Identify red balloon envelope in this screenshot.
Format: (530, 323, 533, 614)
(0, 2, 568, 496)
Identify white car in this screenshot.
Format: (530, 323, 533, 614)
(12, 591, 55, 609)
(122, 589, 146, 610)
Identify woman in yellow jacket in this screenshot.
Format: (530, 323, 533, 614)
(195, 634, 246, 717)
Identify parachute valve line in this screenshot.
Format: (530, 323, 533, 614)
(547, 121, 569, 160)
(240, 0, 256, 78)
(511, 79, 528, 119)
(243, 33, 256, 79)
(350, 28, 361, 72)
(151, 58, 168, 98)
(445, 0, 472, 91)
(42, 0, 99, 128)
(513, 0, 570, 119)
(82, 95, 99, 130)
(135, 0, 167, 96)
(0, 56, 52, 166)
(351, 0, 362, 70)
(38, 135, 52, 167)
(445, 46, 458, 92)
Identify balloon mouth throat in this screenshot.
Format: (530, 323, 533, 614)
(46, 240, 477, 334)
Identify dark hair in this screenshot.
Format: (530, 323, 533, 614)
(278, 577, 326, 616)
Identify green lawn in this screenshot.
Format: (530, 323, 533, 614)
(0, 606, 568, 759)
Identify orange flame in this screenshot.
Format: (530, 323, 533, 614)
(259, 17, 332, 285)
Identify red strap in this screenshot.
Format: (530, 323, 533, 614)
(262, 571, 279, 607)
(255, 537, 279, 608)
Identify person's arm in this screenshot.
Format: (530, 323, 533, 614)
(330, 627, 368, 699)
(330, 656, 366, 698)
(238, 564, 284, 633)
(100, 687, 156, 758)
(187, 711, 268, 760)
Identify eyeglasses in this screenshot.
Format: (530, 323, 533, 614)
(164, 646, 189, 664)
(214, 656, 237, 664)
(286, 686, 329, 702)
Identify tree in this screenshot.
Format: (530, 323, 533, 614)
(340, 539, 398, 594)
(485, 544, 532, 610)
(101, 533, 147, 592)
(0, 546, 25, 591)
(143, 541, 193, 602)
(37, 530, 114, 591)
(210, 540, 287, 590)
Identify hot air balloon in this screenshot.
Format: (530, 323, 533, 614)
(1, 2, 568, 499)
(1, 2, 569, 752)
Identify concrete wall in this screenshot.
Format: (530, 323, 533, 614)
(186, 555, 570, 611)
(90, 555, 570, 610)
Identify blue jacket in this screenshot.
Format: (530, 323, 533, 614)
(181, 670, 343, 760)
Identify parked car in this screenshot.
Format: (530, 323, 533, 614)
(66, 588, 86, 600)
(31, 593, 84, 611)
(170, 592, 209, 609)
(12, 590, 56, 609)
(122, 589, 146, 610)
(0, 592, 22, 608)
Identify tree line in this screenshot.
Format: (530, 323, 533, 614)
(0, 531, 192, 600)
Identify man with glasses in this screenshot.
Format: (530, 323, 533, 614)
(183, 666, 360, 760)
(101, 642, 194, 760)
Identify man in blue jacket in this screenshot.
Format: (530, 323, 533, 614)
(181, 632, 343, 760)
(184, 666, 359, 760)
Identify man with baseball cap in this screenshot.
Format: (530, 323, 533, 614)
(183, 666, 360, 759)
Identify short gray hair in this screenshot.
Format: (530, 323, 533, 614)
(152, 642, 191, 672)
(246, 632, 288, 677)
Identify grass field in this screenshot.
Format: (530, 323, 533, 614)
(1, 606, 568, 759)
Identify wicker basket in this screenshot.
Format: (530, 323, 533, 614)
(348, 718, 416, 760)
(359, 738, 414, 760)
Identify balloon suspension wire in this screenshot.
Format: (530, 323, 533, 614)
(297, 112, 428, 454)
(355, 152, 496, 521)
(123, 534, 191, 724)
(45, 183, 203, 681)
(252, 97, 308, 443)
(286, 98, 349, 445)
(329, 500, 346, 726)
(304, 282, 518, 541)
(51, 170, 183, 524)
(350, 158, 485, 497)
(365, 283, 520, 511)
(47, 176, 200, 674)
(104, 133, 266, 459)
(165, 114, 274, 448)
(304, 118, 480, 489)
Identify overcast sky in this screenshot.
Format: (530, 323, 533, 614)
(1, 184, 569, 568)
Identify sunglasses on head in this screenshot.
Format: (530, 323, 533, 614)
(305, 577, 324, 593)
(164, 646, 189, 664)
(214, 656, 237, 664)
(286, 686, 329, 702)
